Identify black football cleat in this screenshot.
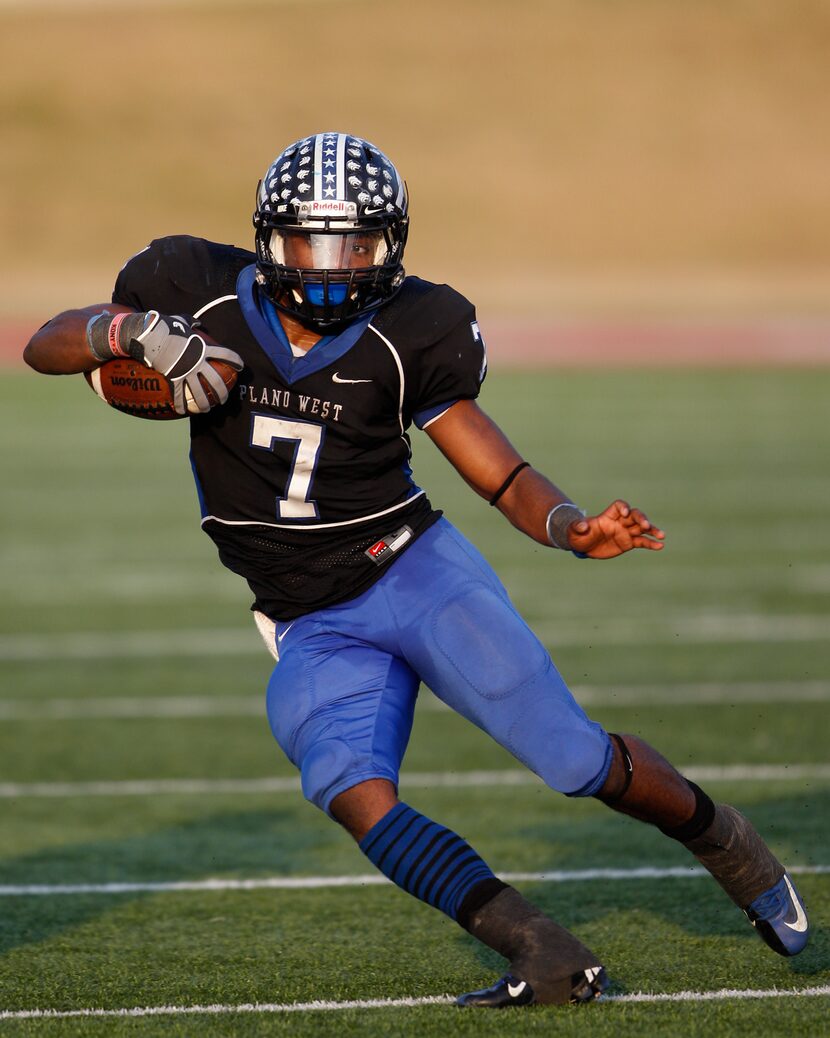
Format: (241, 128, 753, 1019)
(745, 872, 810, 957)
(456, 973, 535, 1008)
(456, 965, 608, 1008)
(570, 965, 610, 1002)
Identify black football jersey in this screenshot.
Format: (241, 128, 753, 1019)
(113, 235, 487, 619)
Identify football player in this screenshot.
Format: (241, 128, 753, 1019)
(24, 132, 810, 1007)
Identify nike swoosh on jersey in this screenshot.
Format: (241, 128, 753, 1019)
(332, 372, 373, 384)
(506, 981, 527, 998)
(783, 875, 809, 932)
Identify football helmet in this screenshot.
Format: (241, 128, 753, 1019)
(253, 132, 409, 329)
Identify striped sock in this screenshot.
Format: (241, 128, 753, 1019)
(359, 802, 501, 922)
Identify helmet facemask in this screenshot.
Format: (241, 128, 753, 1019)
(253, 133, 409, 330)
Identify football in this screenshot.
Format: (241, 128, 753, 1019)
(84, 357, 239, 420)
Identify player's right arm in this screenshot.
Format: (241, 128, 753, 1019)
(25, 303, 244, 414)
(24, 304, 137, 374)
(25, 237, 246, 412)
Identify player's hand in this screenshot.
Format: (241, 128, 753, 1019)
(566, 499, 665, 559)
(133, 312, 244, 414)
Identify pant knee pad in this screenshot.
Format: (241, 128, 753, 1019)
(431, 584, 548, 701)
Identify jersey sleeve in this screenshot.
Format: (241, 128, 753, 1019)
(410, 294, 487, 429)
(112, 235, 254, 316)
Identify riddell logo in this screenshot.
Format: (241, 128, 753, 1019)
(299, 200, 357, 218)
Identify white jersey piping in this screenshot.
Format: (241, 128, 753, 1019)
(367, 323, 405, 437)
(420, 404, 454, 430)
(192, 295, 238, 320)
(200, 491, 425, 532)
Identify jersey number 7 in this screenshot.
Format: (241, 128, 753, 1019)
(251, 414, 325, 520)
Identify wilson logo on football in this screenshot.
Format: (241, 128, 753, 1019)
(84, 356, 238, 421)
(111, 374, 163, 393)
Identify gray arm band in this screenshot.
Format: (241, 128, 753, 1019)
(546, 502, 586, 550)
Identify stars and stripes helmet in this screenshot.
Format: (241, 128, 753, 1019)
(253, 132, 409, 328)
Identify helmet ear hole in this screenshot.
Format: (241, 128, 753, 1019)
(253, 132, 409, 329)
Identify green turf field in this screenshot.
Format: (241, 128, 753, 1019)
(1, 367, 828, 1035)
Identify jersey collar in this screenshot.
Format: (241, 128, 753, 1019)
(237, 265, 376, 385)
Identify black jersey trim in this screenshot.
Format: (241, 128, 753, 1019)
(200, 490, 426, 532)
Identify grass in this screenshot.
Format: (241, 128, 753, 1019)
(1, 367, 828, 1035)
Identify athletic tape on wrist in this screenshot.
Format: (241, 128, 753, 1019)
(546, 502, 586, 550)
(106, 312, 133, 357)
(86, 311, 144, 362)
(85, 311, 113, 362)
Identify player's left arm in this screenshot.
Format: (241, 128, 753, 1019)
(425, 398, 665, 559)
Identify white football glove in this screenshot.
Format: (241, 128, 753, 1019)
(86, 309, 244, 415)
(134, 312, 243, 415)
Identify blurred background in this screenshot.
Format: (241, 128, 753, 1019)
(0, 2, 828, 1021)
(1, 0, 830, 340)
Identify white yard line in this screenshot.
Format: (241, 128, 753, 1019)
(2, 613, 829, 661)
(0, 986, 827, 1020)
(0, 695, 266, 720)
(0, 680, 826, 721)
(604, 985, 830, 1005)
(0, 630, 260, 661)
(1, 763, 828, 800)
(1, 864, 827, 898)
(0, 776, 304, 798)
(682, 763, 830, 781)
(535, 613, 830, 646)
(516, 679, 830, 708)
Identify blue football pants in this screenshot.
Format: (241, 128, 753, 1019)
(264, 518, 613, 813)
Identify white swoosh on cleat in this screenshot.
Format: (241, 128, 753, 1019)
(507, 981, 527, 998)
(783, 875, 809, 933)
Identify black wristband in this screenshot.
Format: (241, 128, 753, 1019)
(488, 461, 530, 506)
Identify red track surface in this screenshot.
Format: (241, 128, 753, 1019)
(3, 316, 829, 368)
